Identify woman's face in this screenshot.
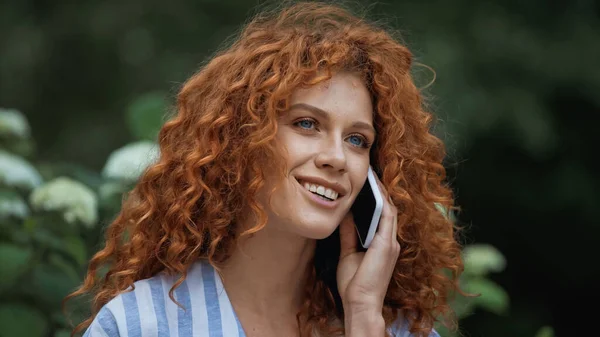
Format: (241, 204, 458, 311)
(264, 71, 375, 239)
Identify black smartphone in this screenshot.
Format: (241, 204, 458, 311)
(350, 166, 384, 248)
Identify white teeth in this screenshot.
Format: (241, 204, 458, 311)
(316, 186, 325, 196)
(330, 190, 339, 199)
(300, 180, 339, 200)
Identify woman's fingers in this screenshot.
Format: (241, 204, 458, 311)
(375, 177, 397, 243)
(384, 187, 399, 247)
(338, 174, 403, 310)
(375, 179, 400, 257)
(350, 177, 400, 291)
(339, 212, 358, 259)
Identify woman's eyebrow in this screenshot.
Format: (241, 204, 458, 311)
(289, 103, 376, 135)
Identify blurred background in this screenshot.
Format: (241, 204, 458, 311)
(1, 0, 598, 336)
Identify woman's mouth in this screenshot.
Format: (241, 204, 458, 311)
(296, 179, 339, 201)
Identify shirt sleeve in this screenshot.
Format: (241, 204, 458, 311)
(82, 306, 120, 337)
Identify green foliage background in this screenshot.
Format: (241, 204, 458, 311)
(2, 0, 598, 336)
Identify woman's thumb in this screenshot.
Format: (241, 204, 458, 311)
(339, 212, 358, 258)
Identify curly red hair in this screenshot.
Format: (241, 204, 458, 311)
(67, 2, 463, 336)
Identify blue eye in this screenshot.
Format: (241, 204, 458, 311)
(348, 135, 366, 147)
(296, 119, 315, 129)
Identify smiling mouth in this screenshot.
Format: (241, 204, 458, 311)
(296, 178, 339, 201)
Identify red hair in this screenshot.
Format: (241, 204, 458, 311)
(67, 2, 463, 336)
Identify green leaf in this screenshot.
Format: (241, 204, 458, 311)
(450, 291, 476, 319)
(36, 162, 104, 191)
(0, 303, 48, 337)
(465, 277, 509, 315)
(433, 323, 457, 337)
(9, 227, 31, 245)
(59, 292, 92, 330)
(49, 253, 80, 282)
(65, 236, 87, 266)
(51, 310, 68, 327)
(54, 329, 71, 337)
(462, 244, 506, 276)
(1, 137, 35, 158)
(0, 243, 33, 293)
(23, 216, 37, 232)
(29, 263, 79, 307)
(126, 91, 168, 141)
(0, 188, 29, 219)
(534, 326, 555, 337)
(433, 202, 456, 222)
(63, 235, 87, 266)
(32, 227, 65, 250)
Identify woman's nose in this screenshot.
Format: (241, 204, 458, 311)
(314, 138, 347, 172)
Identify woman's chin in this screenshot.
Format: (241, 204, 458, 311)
(294, 221, 340, 240)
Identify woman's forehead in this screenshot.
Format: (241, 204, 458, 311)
(291, 72, 372, 108)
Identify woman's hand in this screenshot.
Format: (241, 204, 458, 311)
(337, 177, 400, 336)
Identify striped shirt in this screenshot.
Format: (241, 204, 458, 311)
(84, 260, 439, 337)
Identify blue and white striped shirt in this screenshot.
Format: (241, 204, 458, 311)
(84, 260, 439, 337)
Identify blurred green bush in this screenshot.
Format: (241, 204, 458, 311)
(0, 98, 550, 337)
(0, 99, 156, 337)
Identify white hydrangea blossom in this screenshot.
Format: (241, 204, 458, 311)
(0, 192, 29, 219)
(0, 150, 42, 189)
(462, 244, 507, 276)
(102, 141, 159, 181)
(0, 108, 30, 139)
(29, 177, 98, 227)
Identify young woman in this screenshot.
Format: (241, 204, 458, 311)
(69, 2, 464, 337)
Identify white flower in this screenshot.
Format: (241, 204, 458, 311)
(0, 191, 29, 219)
(462, 244, 507, 276)
(29, 177, 98, 227)
(0, 108, 30, 139)
(0, 150, 42, 189)
(102, 141, 159, 181)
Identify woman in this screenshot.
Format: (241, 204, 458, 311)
(69, 2, 464, 337)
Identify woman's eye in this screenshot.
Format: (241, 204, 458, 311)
(348, 135, 369, 148)
(295, 119, 316, 130)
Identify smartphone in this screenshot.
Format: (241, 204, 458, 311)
(350, 166, 384, 248)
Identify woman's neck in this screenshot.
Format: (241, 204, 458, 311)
(220, 220, 316, 318)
